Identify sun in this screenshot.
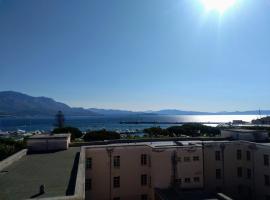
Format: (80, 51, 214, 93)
(200, 0, 236, 14)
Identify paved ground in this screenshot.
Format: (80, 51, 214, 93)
(0, 147, 80, 200)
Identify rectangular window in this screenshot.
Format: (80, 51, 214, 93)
(85, 178, 92, 191)
(184, 157, 190, 162)
(113, 176, 120, 188)
(176, 178, 182, 184)
(237, 167, 243, 178)
(216, 169, 221, 179)
(86, 158, 92, 169)
(247, 168, 251, 179)
(113, 156, 120, 168)
(237, 149, 242, 160)
(141, 174, 147, 186)
(246, 151, 251, 161)
(141, 154, 147, 166)
(215, 151, 221, 161)
(265, 175, 270, 186)
(193, 156, 199, 161)
(141, 194, 148, 200)
(184, 178, 191, 183)
(113, 198, 120, 200)
(264, 155, 269, 166)
(194, 177, 200, 182)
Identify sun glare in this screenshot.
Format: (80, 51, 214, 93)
(200, 0, 236, 14)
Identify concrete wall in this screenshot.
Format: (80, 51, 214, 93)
(0, 149, 27, 171)
(27, 138, 69, 152)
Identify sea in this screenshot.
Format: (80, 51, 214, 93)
(0, 114, 264, 133)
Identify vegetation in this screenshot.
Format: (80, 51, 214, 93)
(144, 123, 220, 137)
(0, 138, 26, 161)
(84, 129, 120, 141)
(52, 126, 83, 140)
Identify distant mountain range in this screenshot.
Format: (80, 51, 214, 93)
(0, 91, 269, 117)
(0, 91, 97, 117)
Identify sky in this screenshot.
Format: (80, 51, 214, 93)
(0, 0, 270, 112)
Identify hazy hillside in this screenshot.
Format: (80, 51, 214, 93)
(0, 91, 97, 117)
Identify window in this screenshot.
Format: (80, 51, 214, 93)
(216, 169, 221, 179)
(141, 194, 148, 200)
(247, 168, 251, 179)
(141, 174, 147, 186)
(246, 151, 251, 161)
(86, 158, 92, 169)
(113, 198, 120, 200)
(215, 151, 221, 161)
(193, 156, 199, 161)
(265, 175, 270, 186)
(113, 156, 120, 168)
(264, 155, 269, 166)
(85, 179, 92, 191)
(194, 177, 200, 182)
(175, 178, 182, 185)
(237, 167, 243, 178)
(141, 154, 147, 166)
(184, 178, 191, 183)
(237, 149, 242, 160)
(184, 157, 190, 162)
(113, 176, 120, 188)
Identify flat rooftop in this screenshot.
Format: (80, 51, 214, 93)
(28, 133, 71, 139)
(0, 147, 80, 200)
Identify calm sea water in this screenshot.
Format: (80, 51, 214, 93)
(0, 114, 263, 132)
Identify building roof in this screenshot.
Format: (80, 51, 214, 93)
(0, 147, 80, 200)
(225, 129, 267, 133)
(28, 133, 71, 140)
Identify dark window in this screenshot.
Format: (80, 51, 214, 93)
(216, 169, 221, 179)
(141, 174, 147, 186)
(141, 194, 148, 200)
(86, 158, 92, 169)
(265, 175, 270, 186)
(85, 179, 92, 191)
(247, 168, 251, 179)
(193, 156, 199, 161)
(264, 155, 269, 166)
(237, 167, 243, 177)
(113, 198, 120, 200)
(246, 151, 251, 161)
(176, 178, 181, 184)
(113, 156, 120, 168)
(237, 149, 242, 160)
(215, 151, 221, 161)
(184, 157, 190, 162)
(113, 176, 120, 188)
(194, 177, 200, 182)
(184, 178, 191, 183)
(141, 154, 147, 166)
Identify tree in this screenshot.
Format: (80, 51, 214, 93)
(52, 127, 83, 140)
(54, 111, 65, 128)
(84, 129, 120, 141)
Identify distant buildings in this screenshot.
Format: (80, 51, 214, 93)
(1, 137, 270, 200)
(221, 129, 269, 142)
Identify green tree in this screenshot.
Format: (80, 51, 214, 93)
(84, 129, 120, 141)
(52, 126, 82, 140)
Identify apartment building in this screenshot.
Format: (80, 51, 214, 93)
(1, 139, 270, 200)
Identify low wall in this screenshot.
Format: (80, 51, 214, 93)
(0, 149, 27, 171)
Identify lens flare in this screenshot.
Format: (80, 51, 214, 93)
(200, 0, 236, 14)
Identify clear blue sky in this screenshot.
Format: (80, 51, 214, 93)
(0, 0, 269, 111)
